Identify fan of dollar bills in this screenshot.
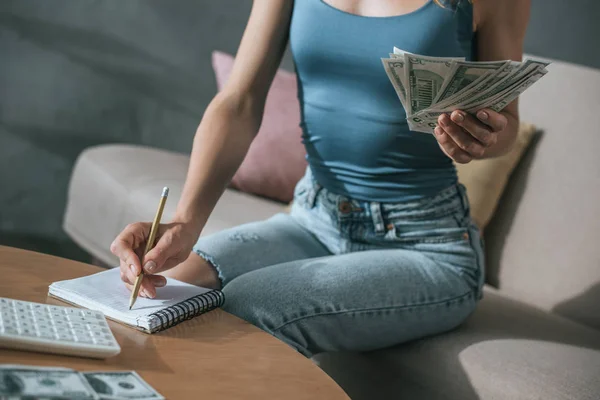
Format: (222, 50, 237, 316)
(381, 47, 550, 134)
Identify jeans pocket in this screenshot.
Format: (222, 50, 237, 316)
(390, 226, 470, 244)
(387, 212, 470, 245)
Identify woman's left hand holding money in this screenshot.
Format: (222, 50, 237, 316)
(434, 108, 508, 164)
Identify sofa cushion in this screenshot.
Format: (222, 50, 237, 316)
(314, 287, 600, 400)
(213, 51, 307, 203)
(63, 144, 288, 265)
(483, 58, 600, 330)
(455, 122, 537, 230)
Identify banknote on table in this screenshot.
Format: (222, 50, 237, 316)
(381, 47, 550, 133)
(0, 364, 99, 399)
(83, 371, 164, 400)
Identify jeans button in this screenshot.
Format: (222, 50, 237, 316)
(338, 201, 352, 214)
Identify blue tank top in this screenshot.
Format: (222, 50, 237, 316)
(289, 0, 476, 201)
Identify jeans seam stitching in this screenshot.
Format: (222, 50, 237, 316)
(272, 290, 474, 333)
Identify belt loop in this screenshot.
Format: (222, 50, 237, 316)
(307, 181, 322, 209)
(370, 202, 385, 234)
(458, 183, 470, 214)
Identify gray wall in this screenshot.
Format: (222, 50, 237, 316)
(0, 0, 598, 261)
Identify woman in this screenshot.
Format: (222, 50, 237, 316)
(111, 0, 529, 357)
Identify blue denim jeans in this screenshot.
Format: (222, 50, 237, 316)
(193, 169, 485, 357)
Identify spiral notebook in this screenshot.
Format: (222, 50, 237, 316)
(48, 268, 224, 333)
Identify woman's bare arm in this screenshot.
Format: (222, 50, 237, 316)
(110, 1, 295, 289)
(174, 0, 293, 230)
(435, 0, 531, 162)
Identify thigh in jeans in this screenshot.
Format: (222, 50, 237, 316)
(192, 213, 331, 286)
(222, 246, 478, 357)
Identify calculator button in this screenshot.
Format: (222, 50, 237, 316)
(21, 328, 35, 336)
(37, 324, 51, 332)
(53, 316, 69, 324)
(4, 326, 18, 335)
(72, 328, 89, 337)
(77, 336, 95, 344)
(41, 333, 56, 340)
(57, 332, 75, 341)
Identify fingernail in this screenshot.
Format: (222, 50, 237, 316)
(144, 260, 156, 273)
(155, 278, 167, 287)
(452, 112, 464, 122)
(140, 289, 147, 298)
(129, 264, 137, 275)
(477, 111, 488, 121)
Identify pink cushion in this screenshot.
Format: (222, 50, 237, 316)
(212, 51, 307, 203)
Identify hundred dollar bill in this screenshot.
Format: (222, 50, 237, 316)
(477, 68, 548, 113)
(381, 58, 408, 108)
(393, 47, 414, 56)
(459, 59, 550, 110)
(432, 60, 510, 104)
(404, 53, 455, 115)
(408, 59, 545, 127)
(386, 47, 465, 113)
(408, 63, 549, 134)
(421, 62, 515, 112)
(0, 365, 99, 400)
(83, 371, 165, 400)
(407, 114, 438, 134)
(393, 47, 465, 61)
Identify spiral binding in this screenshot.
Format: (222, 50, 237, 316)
(148, 290, 225, 332)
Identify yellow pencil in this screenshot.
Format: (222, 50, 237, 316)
(129, 187, 169, 310)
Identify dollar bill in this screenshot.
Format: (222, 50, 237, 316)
(393, 47, 413, 56)
(381, 58, 408, 108)
(0, 365, 99, 399)
(83, 371, 164, 400)
(405, 54, 455, 115)
(407, 64, 548, 134)
(392, 47, 465, 62)
(421, 62, 516, 113)
(483, 68, 548, 113)
(384, 50, 467, 108)
(459, 59, 549, 110)
(432, 60, 510, 104)
(408, 60, 546, 130)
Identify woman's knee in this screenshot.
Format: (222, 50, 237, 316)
(163, 251, 221, 289)
(221, 273, 314, 356)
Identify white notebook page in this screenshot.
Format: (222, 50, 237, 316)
(49, 268, 213, 330)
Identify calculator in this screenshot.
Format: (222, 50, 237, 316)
(0, 297, 121, 359)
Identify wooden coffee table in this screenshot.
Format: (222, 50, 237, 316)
(0, 246, 349, 399)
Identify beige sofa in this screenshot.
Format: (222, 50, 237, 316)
(63, 57, 600, 399)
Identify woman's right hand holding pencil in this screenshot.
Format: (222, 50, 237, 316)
(111, 221, 199, 298)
